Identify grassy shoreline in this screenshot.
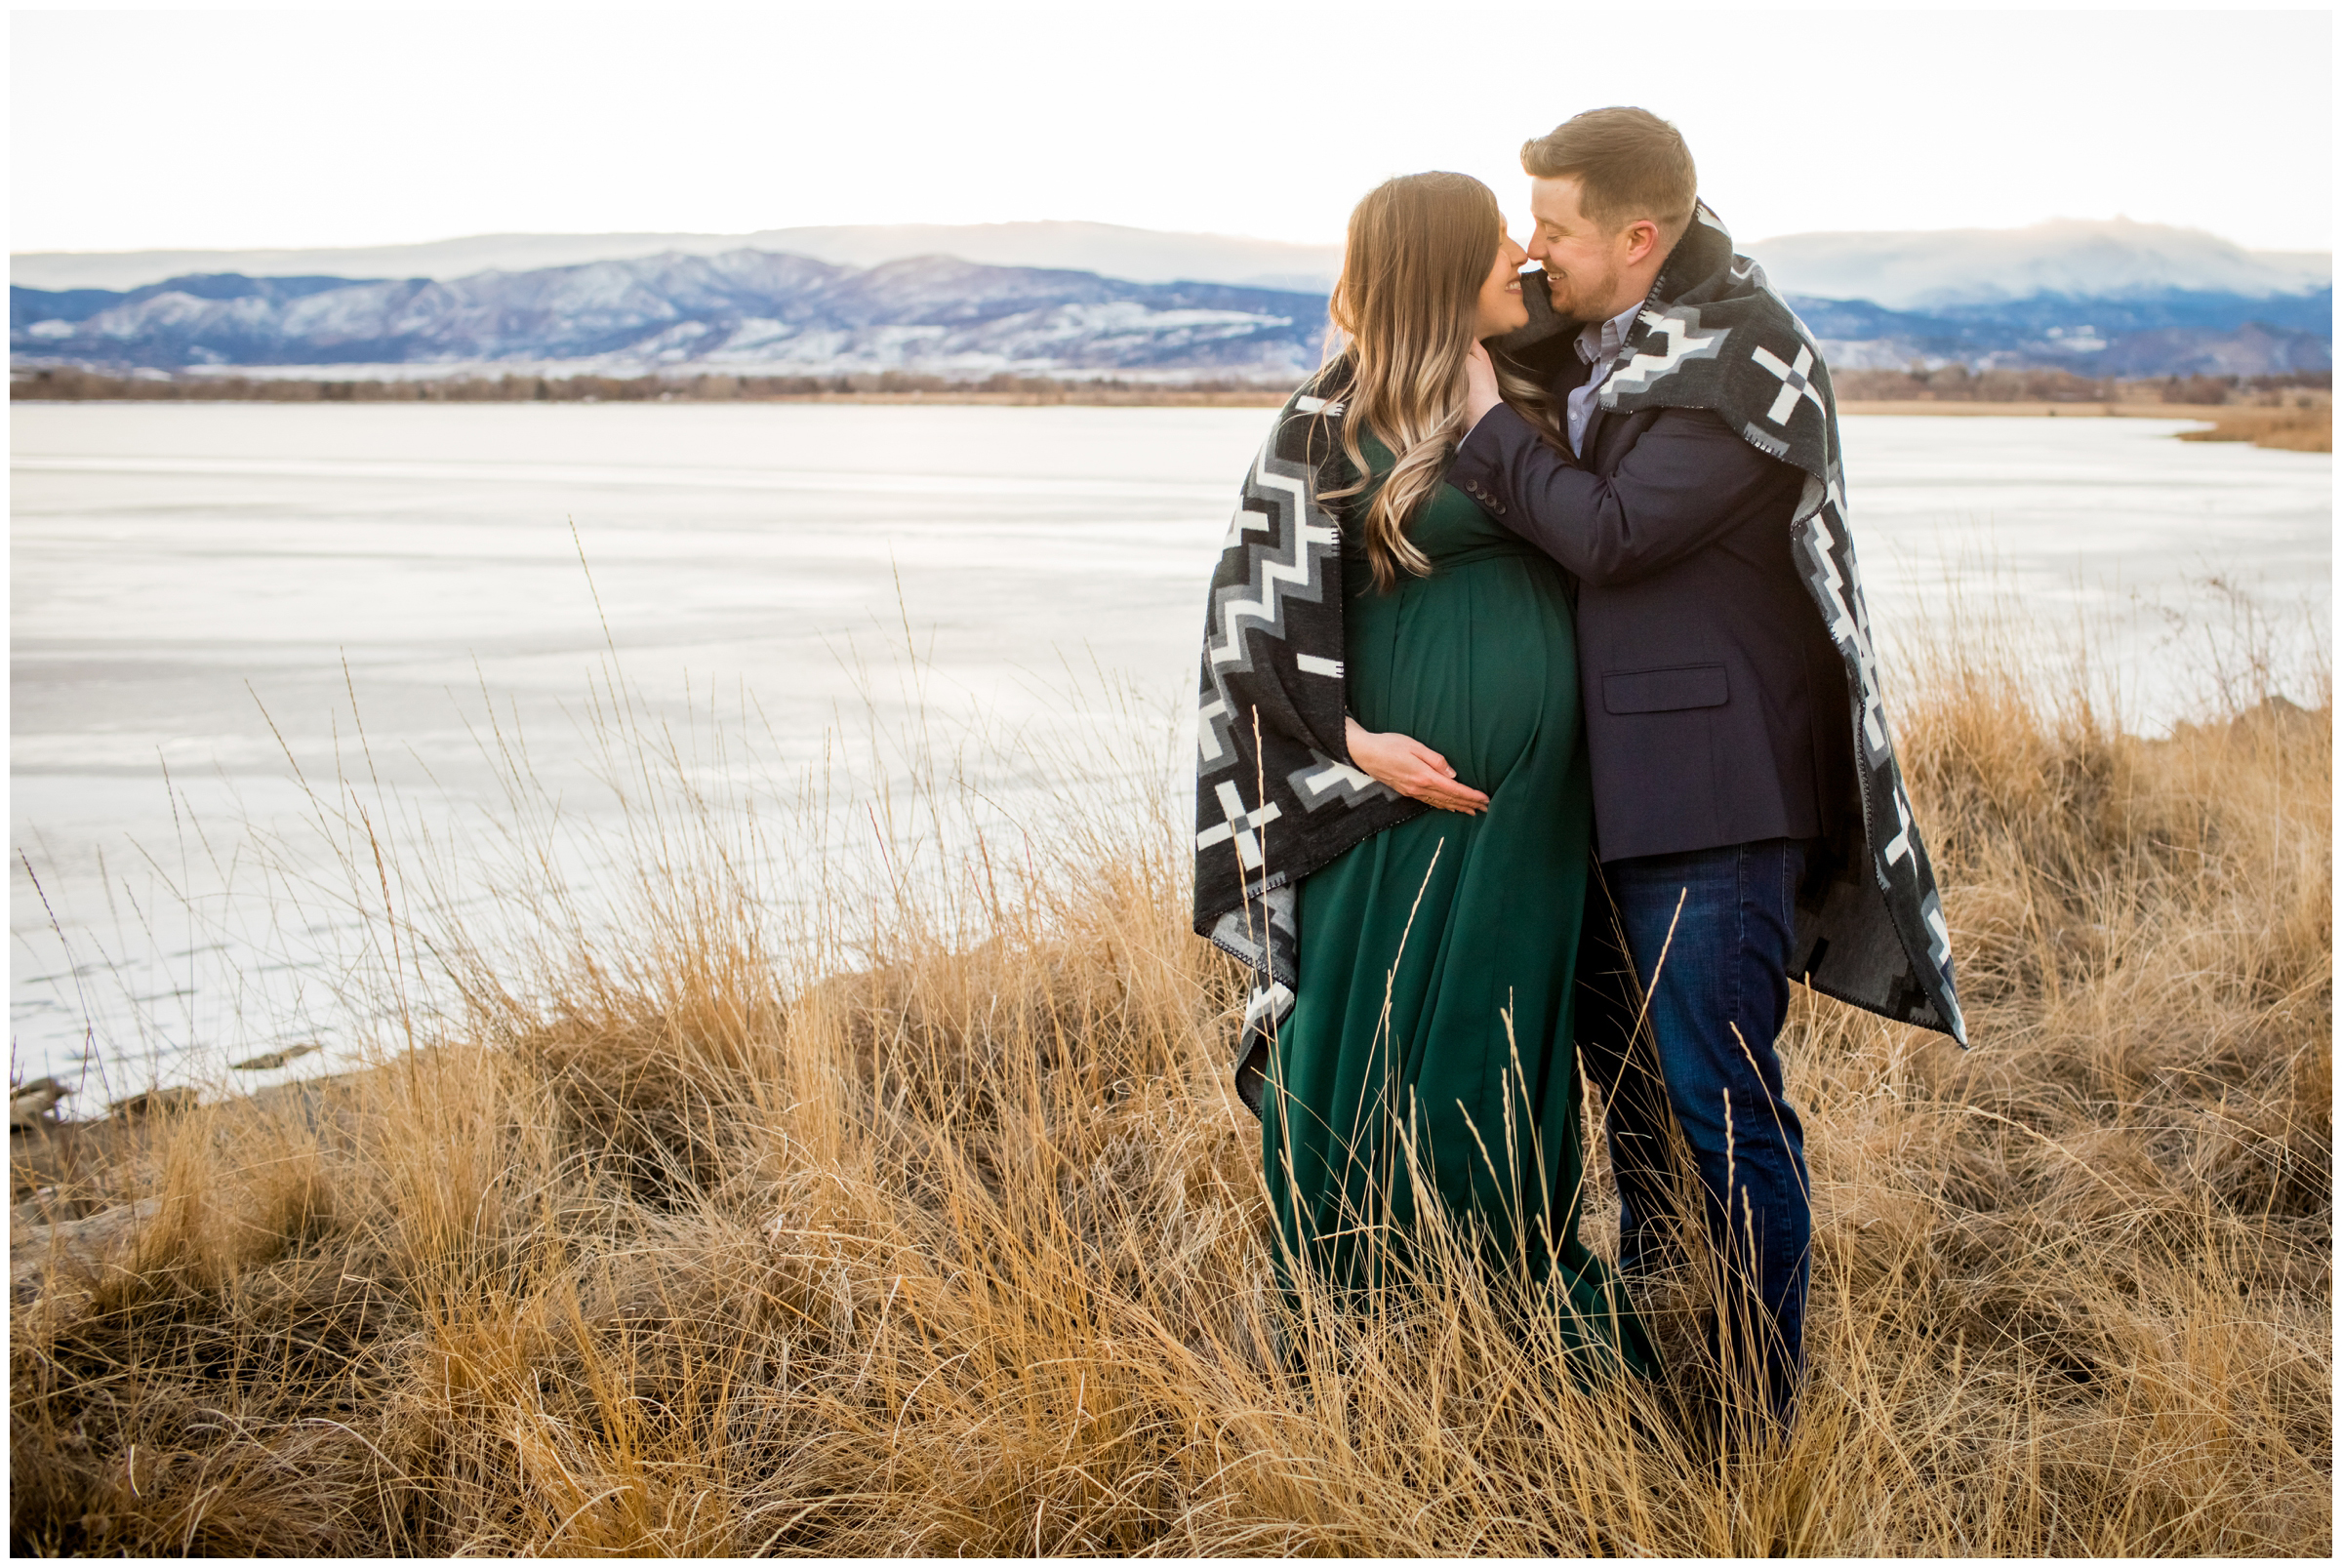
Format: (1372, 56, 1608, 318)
(14, 376, 2328, 449)
(10, 613, 2330, 1553)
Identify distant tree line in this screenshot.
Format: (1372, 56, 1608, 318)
(18, 364, 2326, 408)
(9, 367, 1300, 405)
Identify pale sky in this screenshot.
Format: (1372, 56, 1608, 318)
(9, 5, 2333, 256)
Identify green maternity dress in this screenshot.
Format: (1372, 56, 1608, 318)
(1259, 434, 1656, 1377)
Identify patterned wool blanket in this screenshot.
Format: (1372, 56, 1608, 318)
(1191, 362, 1415, 1112)
(1193, 207, 1964, 1112)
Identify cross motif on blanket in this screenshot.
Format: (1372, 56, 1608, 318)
(1753, 344, 1827, 427)
(1195, 780, 1281, 869)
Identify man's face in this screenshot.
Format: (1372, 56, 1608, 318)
(1525, 175, 1635, 322)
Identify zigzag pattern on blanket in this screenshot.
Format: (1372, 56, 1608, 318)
(1189, 368, 1423, 1114)
(1200, 447, 1336, 687)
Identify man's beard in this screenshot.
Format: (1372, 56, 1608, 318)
(1545, 260, 1621, 324)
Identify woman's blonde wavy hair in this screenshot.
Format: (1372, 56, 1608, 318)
(1322, 172, 1562, 590)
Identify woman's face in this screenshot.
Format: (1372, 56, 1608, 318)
(1473, 222, 1531, 340)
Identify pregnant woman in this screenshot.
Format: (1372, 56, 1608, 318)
(1192, 172, 1652, 1377)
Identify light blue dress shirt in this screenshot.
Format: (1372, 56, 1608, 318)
(1566, 302, 1645, 458)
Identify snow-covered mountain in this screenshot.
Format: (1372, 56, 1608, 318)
(14, 217, 2331, 382)
(19, 216, 2327, 312)
(1745, 218, 2329, 309)
(1784, 293, 2330, 377)
(10, 250, 1329, 380)
(10, 222, 1346, 296)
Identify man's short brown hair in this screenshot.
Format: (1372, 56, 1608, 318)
(1520, 106, 1697, 235)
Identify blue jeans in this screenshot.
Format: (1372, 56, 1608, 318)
(1576, 838, 1813, 1430)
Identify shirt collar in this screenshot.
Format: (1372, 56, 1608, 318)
(1575, 301, 1644, 367)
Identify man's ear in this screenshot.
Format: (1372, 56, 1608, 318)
(1625, 219, 1660, 264)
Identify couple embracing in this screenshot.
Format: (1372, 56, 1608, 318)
(1192, 107, 1964, 1437)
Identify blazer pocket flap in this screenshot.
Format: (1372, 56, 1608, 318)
(1604, 663, 1728, 714)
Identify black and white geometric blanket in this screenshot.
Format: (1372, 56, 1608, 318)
(1190, 362, 1421, 1112)
(1192, 205, 1965, 1114)
(1498, 200, 1966, 1049)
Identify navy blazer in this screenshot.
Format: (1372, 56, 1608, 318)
(1448, 360, 1855, 864)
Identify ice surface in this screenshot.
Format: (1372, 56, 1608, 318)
(10, 405, 2329, 1096)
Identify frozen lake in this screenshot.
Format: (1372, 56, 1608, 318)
(11, 402, 2331, 1095)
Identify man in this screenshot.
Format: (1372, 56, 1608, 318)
(1356, 106, 1963, 1434)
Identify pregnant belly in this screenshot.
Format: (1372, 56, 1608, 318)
(1343, 555, 1578, 797)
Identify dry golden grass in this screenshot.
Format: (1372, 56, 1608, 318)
(2170, 403, 2333, 454)
(10, 620, 2331, 1555)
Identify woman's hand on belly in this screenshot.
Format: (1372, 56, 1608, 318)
(1345, 716, 1490, 815)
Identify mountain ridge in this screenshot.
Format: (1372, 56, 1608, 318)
(13, 242, 2330, 382)
(11, 249, 1332, 381)
(16, 217, 2330, 308)
(9, 221, 1348, 296)
(1745, 217, 2330, 309)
